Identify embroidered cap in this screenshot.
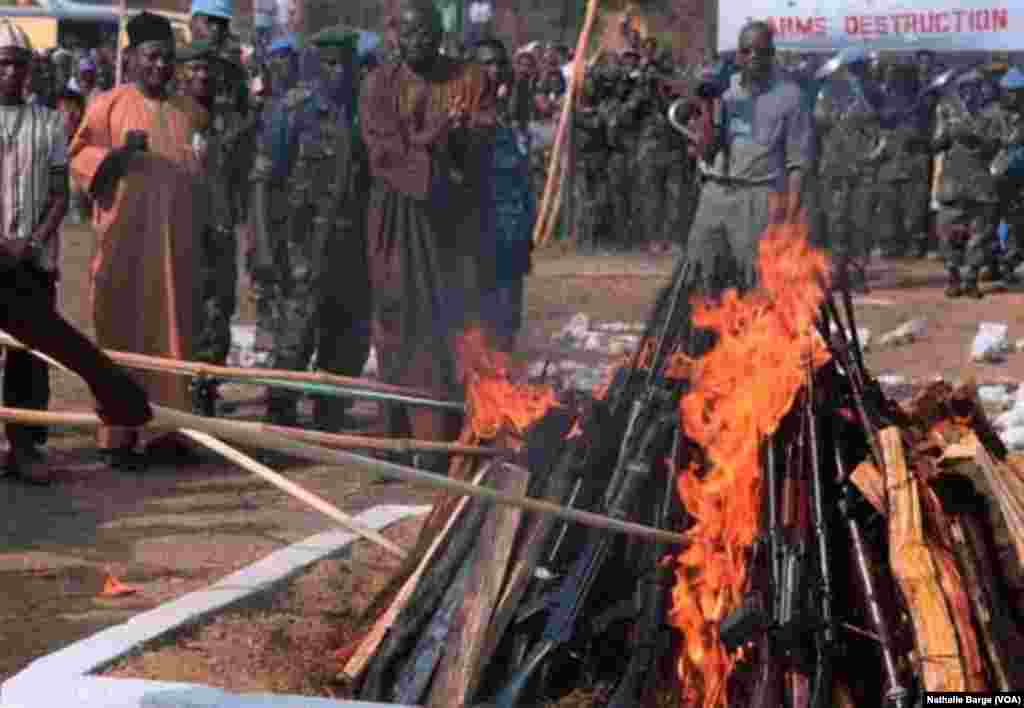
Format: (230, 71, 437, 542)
(191, 0, 233, 20)
(0, 19, 33, 57)
(126, 12, 175, 48)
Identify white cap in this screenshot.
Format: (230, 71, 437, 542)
(0, 20, 33, 54)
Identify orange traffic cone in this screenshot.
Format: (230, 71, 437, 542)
(99, 572, 139, 598)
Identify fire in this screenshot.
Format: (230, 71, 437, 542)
(455, 327, 560, 441)
(669, 224, 831, 708)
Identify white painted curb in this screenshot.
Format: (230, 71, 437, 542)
(2, 504, 430, 708)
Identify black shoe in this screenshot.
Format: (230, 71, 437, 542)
(4, 447, 53, 486)
(144, 435, 202, 465)
(266, 403, 298, 428)
(412, 452, 450, 476)
(101, 446, 148, 472)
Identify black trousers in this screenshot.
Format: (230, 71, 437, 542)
(3, 264, 56, 450)
(0, 261, 150, 436)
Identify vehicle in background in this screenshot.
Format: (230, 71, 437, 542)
(0, 0, 189, 50)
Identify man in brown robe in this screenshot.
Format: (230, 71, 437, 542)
(360, 0, 494, 468)
(69, 12, 208, 468)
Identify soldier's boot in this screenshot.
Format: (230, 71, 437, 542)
(945, 270, 964, 298)
(312, 396, 355, 433)
(962, 273, 983, 299)
(1000, 260, 1021, 286)
(267, 393, 299, 427)
(908, 235, 930, 259)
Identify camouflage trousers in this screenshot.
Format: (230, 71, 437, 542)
(573, 157, 611, 249)
(937, 201, 998, 279)
(822, 176, 877, 268)
(607, 150, 633, 249)
(194, 225, 238, 365)
(635, 154, 692, 247)
(252, 239, 319, 421)
(875, 176, 931, 257)
(1000, 179, 1024, 271)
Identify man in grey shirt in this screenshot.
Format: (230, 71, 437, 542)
(686, 21, 816, 293)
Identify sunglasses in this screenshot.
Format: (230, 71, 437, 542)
(738, 46, 775, 59)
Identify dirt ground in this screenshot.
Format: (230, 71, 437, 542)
(7, 223, 1024, 693)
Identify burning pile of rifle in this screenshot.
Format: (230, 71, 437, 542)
(334, 228, 1024, 707)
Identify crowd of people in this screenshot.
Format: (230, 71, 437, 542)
(4, 0, 1024, 484)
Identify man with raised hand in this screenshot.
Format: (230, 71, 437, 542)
(70, 12, 208, 469)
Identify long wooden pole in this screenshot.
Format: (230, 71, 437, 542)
(115, 0, 127, 86)
(0, 331, 444, 400)
(0, 333, 489, 456)
(178, 429, 407, 559)
(532, 0, 600, 248)
(0, 404, 685, 545)
(257, 422, 502, 457)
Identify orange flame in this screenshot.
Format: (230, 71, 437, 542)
(455, 327, 560, 441)
(669, 224, 831, 708)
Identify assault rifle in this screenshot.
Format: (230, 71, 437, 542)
(475, 264, 694, 708)
(718, 367, 838, 708)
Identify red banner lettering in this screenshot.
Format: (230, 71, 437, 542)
(843, 7, 1011, 35)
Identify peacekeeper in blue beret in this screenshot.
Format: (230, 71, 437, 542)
(987, 67, 1024, 286)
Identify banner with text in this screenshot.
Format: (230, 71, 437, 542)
(718, 0, 1024, 52)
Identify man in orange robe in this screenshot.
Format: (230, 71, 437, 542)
(70, 12, 208, 468)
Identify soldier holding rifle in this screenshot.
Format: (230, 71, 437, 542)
(814, 46, 884, 291)
(933, 70, 1001, 298)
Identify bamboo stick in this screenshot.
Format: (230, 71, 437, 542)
(178, 429, 407, 559)
(0, 405, 495, 458)
(532, 0, 600, 248)
(0, 404, 686, 545)
(249, 422, 500, 458)
(0, 331, 441, 399)
(115, 0, 127, 86)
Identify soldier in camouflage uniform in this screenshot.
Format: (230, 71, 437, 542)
(631, 68, 690, 248)
(875, 62, 932, 258)
(178, 41, 250, 416)
(605, 64, 640, 250)
(933, 71, 1002, 298)
(247, 37, 362, 427)
(989, 68, 1024, 283)
(573, 66, 612, 251)
(815, 47, 885, 290)
(308, 26, 371, 431)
